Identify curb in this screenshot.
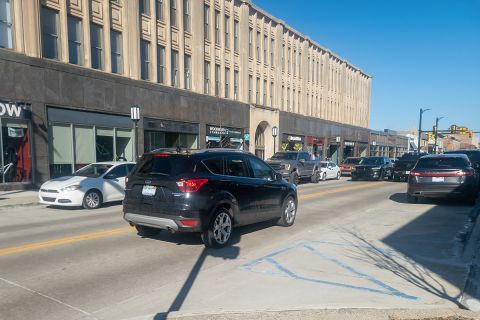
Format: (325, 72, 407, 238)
(460, 195, 480, 311)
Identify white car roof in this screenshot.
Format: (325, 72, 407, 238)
(91, 161, 136, 166)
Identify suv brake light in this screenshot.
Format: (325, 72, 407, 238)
(176, 179, 208, 193)
(409, 171, 421, 176)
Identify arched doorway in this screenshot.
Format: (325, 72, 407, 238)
(255, 121, 269, 160)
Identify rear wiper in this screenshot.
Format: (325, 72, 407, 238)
(150, 172, 169, 176)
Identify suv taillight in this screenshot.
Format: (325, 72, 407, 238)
(409, 171, 421, 176)
(176, 179, 208, 193)
(462, 170, 475, 177)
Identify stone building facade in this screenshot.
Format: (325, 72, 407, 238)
(0, 0, 375, 189)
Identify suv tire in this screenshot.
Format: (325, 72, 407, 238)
(135, 225, 160, 237)
(202, 208, 233, 248)
(290, 171, 300, 185)
(311, 170, 321, 183)
(278, 196, 296, 227)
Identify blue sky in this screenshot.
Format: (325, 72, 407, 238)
(253, 0, 480, 132)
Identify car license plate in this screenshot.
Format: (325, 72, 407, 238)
(405, 171, 410, 175)
(432, 177, 445, 183)
(142, 185, 157, 196)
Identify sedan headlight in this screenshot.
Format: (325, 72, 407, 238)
(60, 185, 81, 192)
(282, 164, 291, 170)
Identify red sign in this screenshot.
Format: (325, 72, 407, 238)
(306, 136, 325, 145)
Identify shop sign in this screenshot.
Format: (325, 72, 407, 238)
(284, 134, 304, 143)
(306, 136, 325, 145)
(344, 141, 355, 146)
(8, 127, 24, 138)
(0, 101, 30, 119)
(206, 125, 243, 138)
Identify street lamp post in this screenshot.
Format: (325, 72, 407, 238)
(434, 116, 444, 154)
(272, 126, 278, 155)
(130, 104, 141, 160)
(417, 108, 431, 153)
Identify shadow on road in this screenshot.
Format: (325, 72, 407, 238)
(389, 192, 473, 207)
(344, 230, 467, 309)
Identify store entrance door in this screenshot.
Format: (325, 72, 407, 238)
(254, 122, 268, 160)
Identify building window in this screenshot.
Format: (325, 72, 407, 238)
(282, 44, 285, 72)
(248, 75, 253, 103)
(90, 23, 103, 69)
(281, 85, 285, 108)
(183, 0, 190, 32)
(225, 67, 230, 98)
(270, 39, 274, 66)
(233, 20, 239, 53)
(111, 30, 123, 74)
(287, 87, 290, 109)
(157, 45, 165, 83)
(0, 0, 12, 48)
(41, 6, 60, 59)
(299, 52, 302, 78)
(256, 77, 260, 104)
(170, 0, 177, 27)
(140, 0, 150, 15)
(140, 39, 150, 80)
(184, 54, 191, 90)
(171, 49, 179, 87)
(224, 15, 230, 49)
(234, 70, 239, 100)
(156, 0, 164, 21)
(287, 47, 291, 73)
(248, 28, 253, 58)
(293, 89, 296, 111)
(293, 49, 296, 76)
(204, 5, 210, 40)
(263, 35, 268, 64)
(215, 64, 220, 96)
(204, 60, 210, 94)
(270, 81, 274, 107)
(214, 10, 220, 45)
(67, 15, 83, 65)
(256, 31, 260, 61)
(263, 79, 267, 105)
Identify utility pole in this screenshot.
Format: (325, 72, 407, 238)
(417, 108, 431, 153)
(433, 116, 444, 154)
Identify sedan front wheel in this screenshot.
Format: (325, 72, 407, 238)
(83, 190, 102, 209)
(278, 196, 296, 227)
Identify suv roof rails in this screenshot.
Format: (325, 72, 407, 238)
(199, 148, 252, 154)
(148, 147, 194, 155)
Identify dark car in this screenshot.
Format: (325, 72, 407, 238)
(123, 149, 298, 248)
(351, 156, 393, 181)
(393, 153, 428, 182)
(407, 154, 479, 204)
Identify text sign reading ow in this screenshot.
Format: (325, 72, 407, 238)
(0, 102, 30, 119)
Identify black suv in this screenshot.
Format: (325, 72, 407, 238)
(351, 156, 394, 181)
(123, 149, 298, 248)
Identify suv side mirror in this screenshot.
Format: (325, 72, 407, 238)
(299, 159, 305, 164)
(275, 172, 283, 180)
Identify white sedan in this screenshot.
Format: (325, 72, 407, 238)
(319, 161, 341, 181)
(39, 162, 136, 209)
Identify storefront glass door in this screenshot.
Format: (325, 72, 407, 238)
(1, 118, 32, 183)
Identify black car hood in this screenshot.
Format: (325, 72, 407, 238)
(355, 165, 380, 169)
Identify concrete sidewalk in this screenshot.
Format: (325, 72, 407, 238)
(0, 190, 39, 209)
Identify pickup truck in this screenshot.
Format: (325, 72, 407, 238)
(266, 151, 321, 185)
(393, 153, 428, 181)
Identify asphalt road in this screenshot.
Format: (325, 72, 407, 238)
(0, 178, 475, 320)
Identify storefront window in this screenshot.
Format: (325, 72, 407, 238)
(74, 126, 94, 171)
(144, 131, 198, 152)
(115, 129, 133, 161)
(49, 124, 73, 178)
(1, 119, 31, 183)
(96, 128, 114, 162)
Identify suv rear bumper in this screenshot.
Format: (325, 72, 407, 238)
(124, 212, 202, 232)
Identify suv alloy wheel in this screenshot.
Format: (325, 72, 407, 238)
(278, 196, 296, 227)
(202, 208, 233, 248)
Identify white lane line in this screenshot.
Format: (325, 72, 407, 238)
(0, 276, 97, 319)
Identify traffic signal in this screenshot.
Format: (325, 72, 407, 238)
(433, 126, 438, 134)
(469, 130, 473, 138)
(451, 125, 457, 134)
(460, 127, 467, 135)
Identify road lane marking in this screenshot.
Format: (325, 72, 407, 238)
(0, 226, 133, 257)
(299, 182, 386, 200)
(0, 182, 386, 257)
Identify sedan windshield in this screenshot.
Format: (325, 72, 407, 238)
(73, 164, 113, 178)
(270, 152, 297, 160)
(344, 158, 361, 164)
(360, 158, 383, 166)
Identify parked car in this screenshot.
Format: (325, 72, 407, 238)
(319, 161, 341, 181)
(39, 162, 136, 209)
(351, 156, 394, 181)
(393, 153, 428, 182)
(266, 151, 321, 185)
(340, 157, 362, 176)
(407, 154, 479, 204)
(123, 149, 298, 248)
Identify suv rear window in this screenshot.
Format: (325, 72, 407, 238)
(415, 157, 469, 169)
(134, 154, 195, 176)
